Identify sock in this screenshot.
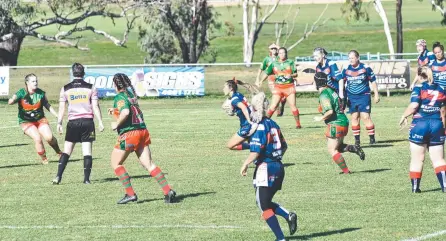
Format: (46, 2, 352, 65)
(150, 166, 171, 195)
(366, 125, 375, 139)
(332, 152, 350, 174)
(83, 155, 92, 182)
(434, 165, 446, 191)
(234, 143, 250, 150)
(410, 171, 422, 192)
(37, 150, 47, 160)
(267, 109, 274, 118)
(48, 137, 62, 154)
(263, 209, 285, 240)
(56, 153, 70, 178)
(340, 144, 356, 153)
(114, 165, 136, 196)
(292, 109, 301, 127)
(352, 125, 360, 142)
(272, 202, 290, 220)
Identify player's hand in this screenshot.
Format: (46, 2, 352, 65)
(255, 80, 261, 88)
(240, 163, 249, 176)
(107, 108, 114, 115)
(399, 116, 408, 131)
(98, 122, 105, 132)
(374, 95, 380, 104)
(313, 116, 323, 122)
(111, 122, 118, 131)
(57, 124, 63, 135)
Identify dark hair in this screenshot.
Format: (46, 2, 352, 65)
(349, 50, 360, 58)
(72, 63, 85, 78)
(225, 78, 259, 96)
(314, 72, 328, 90)
(113, 73, 137, 98)
(433, 42, 444, 52)
(278, 47, 288, 59)
(314, 47, 328, 56)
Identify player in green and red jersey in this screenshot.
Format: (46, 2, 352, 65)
(108, 73, 176, 204)
(8, 74, 62, 164)
(256, 43, 286, 116)
(313, 72, 365, 174)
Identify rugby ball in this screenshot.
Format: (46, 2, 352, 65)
(222, 98, 235, 116)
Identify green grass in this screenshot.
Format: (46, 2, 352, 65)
(16, 1, 446, 65)
(1, 96, 446, 240)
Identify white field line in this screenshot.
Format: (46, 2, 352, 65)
(401, 230, 446, 241)
(0, 224, 243, 230)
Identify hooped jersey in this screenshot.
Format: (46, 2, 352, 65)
(113, 90, 146, 135)
(418, 49, 435, 67)
(250, 118, 287, 164)
(342, 63, 376, 95)
(230, 92, 252, 126)
(411, 82, 446, 119)
(15, 88, 47, 124)
(265, 59, 296, 85)
(260, 56, 278, 71)
(316, 59, 342, 91)
(430, 59, 446, 88)
(318, 87, 349, 126)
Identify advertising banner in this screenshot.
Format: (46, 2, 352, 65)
(0, 67, 9, 96)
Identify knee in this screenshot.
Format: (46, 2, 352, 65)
(43, 135, 54, 143)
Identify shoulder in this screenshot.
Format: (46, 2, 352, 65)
(36, 88, 45, 95)
(327, 60, 336, 66)
(361, 63, 371, 69)
(16, 88, 26, 95)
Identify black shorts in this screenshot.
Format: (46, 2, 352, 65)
(65, 118, 95, 143)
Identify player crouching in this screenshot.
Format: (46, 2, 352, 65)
(240, 92, 298, 240)
(313, 72, 365, 174)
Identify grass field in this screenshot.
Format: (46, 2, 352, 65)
(16, 1, 446, 65)
(1, 95, 446, 241)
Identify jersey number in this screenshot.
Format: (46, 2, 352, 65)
(270, 128, 282, 149)
(428, 90, 439, 106)
(131, 105, 144, 124)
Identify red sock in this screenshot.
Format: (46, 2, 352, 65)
(267, 109, 274, 118)
(409, 171, 422, 179)
(150, 167, 171, 195)
(435, 165, 446, 174)
(292, 109, 301, 127)
(352, 125, 360, 136)
(366, 125, 375, 136)
(114, 165, 136, 196)
(37, 150, 47, 160)
(332, 152, 350, 174)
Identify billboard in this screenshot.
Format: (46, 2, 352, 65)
(294, 60, 411, 92)
(76, 66, 205, 98)
(0, 67, 9, 96)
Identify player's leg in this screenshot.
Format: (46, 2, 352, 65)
(351, 112, 361, 146)
(23, 124, 47, 164)
(111, 147, 135, 204)
(277, 96, 287, 117)
(80, 119, 96, 184)
(135, 129, 176, 203)
(256, 186, 285, 240)
(286, 92, 301, 128)
(328, 136, 350, 174)
(227, 132, 249, 150)
(53, 120, 78, 184)
(266, 93, 282, 118)
(337, 130, 365, 160)
(37, 122, 62, 155)
(409, 142, 426, 193)
(359, 95, 375, 144)
(427, 120, 446, 192)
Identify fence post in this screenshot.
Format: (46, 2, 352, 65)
(377, 52, 380, 60)
(367, 52, 370, 60)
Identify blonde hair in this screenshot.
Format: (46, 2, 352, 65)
(250, 92, 269, 123)
(419, 66, 434, 84)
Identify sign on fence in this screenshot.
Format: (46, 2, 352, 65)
(76, 66, 205, 98)
(0, 67, 9, 96)
(294, 60, 411, 92)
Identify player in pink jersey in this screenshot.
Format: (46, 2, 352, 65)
(53, 63, 105, 185)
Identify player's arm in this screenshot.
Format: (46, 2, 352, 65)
(367, 66, 380, 103)
(258, 64, 274, 87)
(256, 59, 267, 85)
(8, 94, 18, 105)
(241, 131, 264, 176)
(314, 97, 333, 122)
(399, 88, 421, 128)
(236, 102, 252, 124)
(91, 87, 104, 131)
(290, 61, 298, 78)
(57, 88, 66, 134)
(111, 98, 129, 131)
(42, 95, 58, 118)
(441, 106, 446, 129)
(331, 62, 344, 98)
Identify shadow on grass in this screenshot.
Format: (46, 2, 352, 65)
(376, 139, 406, 144)
(137, 191, 217, 204)
(283, 163, 296, 168)
(0, 163, 39, 169)
(423, 188, 442, 193)
(49, 158, 99, 164)
(287, 227, 361, 240)
(0, 143, 29, 148)
(99, 175, 150, 183)
(362, 144, 393, 148)
(355, 168, 391, 174)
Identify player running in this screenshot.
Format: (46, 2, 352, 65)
(53, 63, 105, 184)
(8, 74, 62, 164)
(313, 72, 365, 174)
(108, 73, 176, 204)
(430, 42, 446, 89)
(256, 43, 286, 116)
(410, 39, 435, 90)
(399, 66, 446, 193)
(314, 47, 344, 98)
(259, 47, 301, 128)
(222, 78, 257, 151)
(342, 50, 380, 145)
(240, 92, 298, 241)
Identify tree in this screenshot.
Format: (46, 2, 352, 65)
(138, 0, 220, 64)
(0, 0, 150, 66)
(428, 0, 446, 24)
(396, 0, 403, 58)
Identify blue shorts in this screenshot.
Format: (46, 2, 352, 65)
(253, 161, 284, 190)
(237, 123, 254, 138)
(347, 94, 371, 114)
(409, 118, 445, 146)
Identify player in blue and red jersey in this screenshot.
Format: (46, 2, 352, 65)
(222, 78, 256, 151)
(430, 42, 446, 89)
(410, 39, 435, 90)
(342, 50, 380, 145)
(240, 92, 298, 241)
(399, 66, 446, 193)
(314, 47, 343, 97)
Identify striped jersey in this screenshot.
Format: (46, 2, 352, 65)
(250, 118, 287, 163)
(59, 78, 98, 120)
(418, 50, 435, 67)
(411, 82, 446, 119)
(316, 59, 342, 91)
(342, 63, 376, 95)
(230, 92, 252, 126)
(430, 59, 446, 88)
